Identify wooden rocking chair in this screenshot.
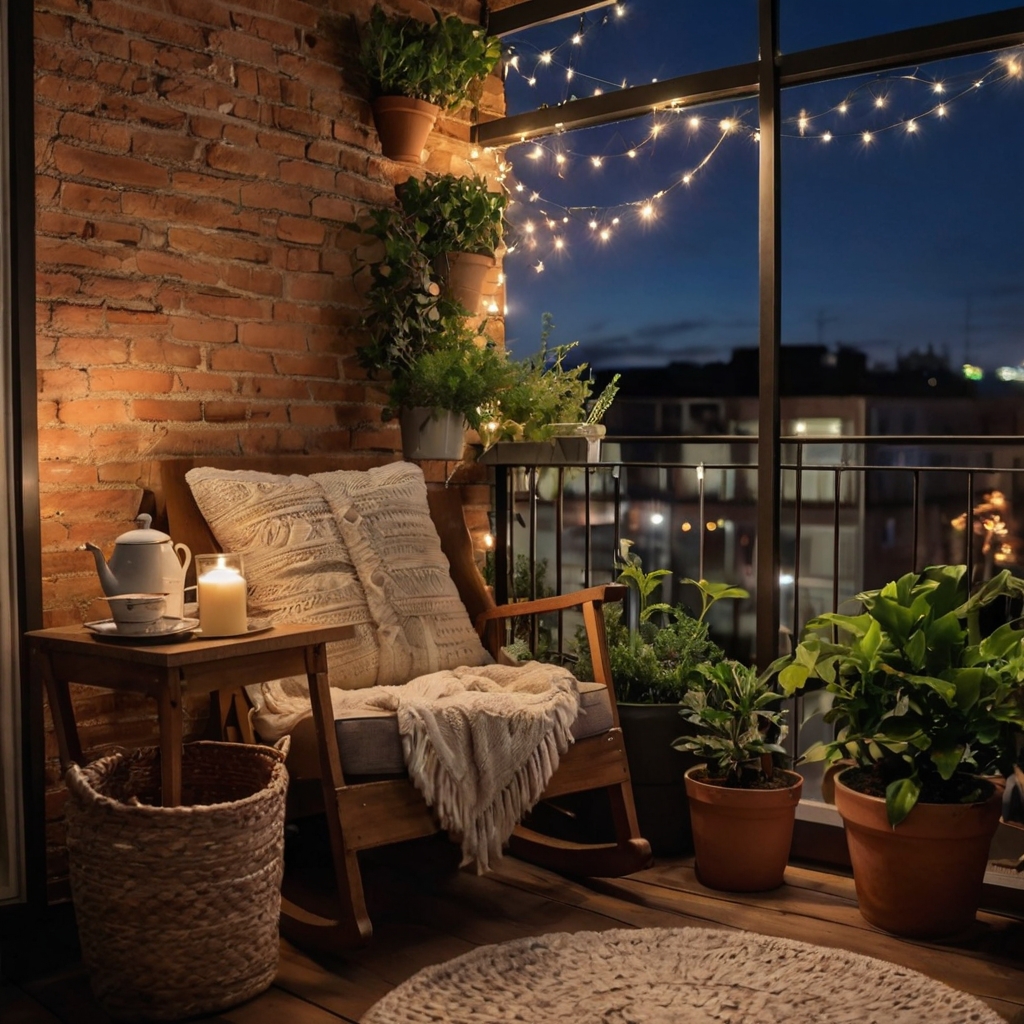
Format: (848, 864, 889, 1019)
(150, 455, 651, 946)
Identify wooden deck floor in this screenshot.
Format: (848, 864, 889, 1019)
(5, 839, 1024, 1023)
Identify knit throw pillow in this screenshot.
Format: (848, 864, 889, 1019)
(184, 468, 382, 690)
(312, 462, 491, 687)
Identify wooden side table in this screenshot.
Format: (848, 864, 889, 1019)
(29, 622, 355, 806)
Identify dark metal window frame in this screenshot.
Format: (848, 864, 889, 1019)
(475, 1, 1024, 668)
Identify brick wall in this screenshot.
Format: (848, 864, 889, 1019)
(34, 0, 505, 889)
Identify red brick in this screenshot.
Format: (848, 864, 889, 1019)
(203, 401, 249, 422)
(273, 352, 338, 377)
(209, 28, 277, 68)
(168, 227, 271, 264)
(222, 123, 258, 148)
(209, 347, 275, 374)
(81, 278, 159, 303)
(280, 160, 334, 191)
(89, 1, 208, 49)
(57, 112, 132, 151)
(50, 304, 105, 331)
(58, 399, 129, 426)
(239, 180, 310, 216)
(277, 216, 325, 245)
(170, 171, 241, 202)
(242, 376, 309, 400)
(130, 130, 203, 164)
(237, 322, 307, 351)
(136, 250, 220, 286)
(224, 263, 283, 297)
(39, 368, 90, 398)
(131, 399, 202, 422)
(37, 237, 131, 272)
(256, 130, 306, 158)
(60, 182, 121, 215)
(288, 404, 340, 427)
(182, 293, 271, 320)
(106, 309, 169, 326)
(52, 142, 169, 189)
(131, 339, 202, 368)
(170, 318, 237, 344)
(55, 337, 129, 365)
(37, 272, 83, 299)
(89, 369, 175, 394)
(286, 272, 351, 303)
(285, 248, 319, 272)
(206, 143, 279, 179)
(176, 372, 236, 392)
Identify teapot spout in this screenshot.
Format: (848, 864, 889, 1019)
(83, 542, 119, 597)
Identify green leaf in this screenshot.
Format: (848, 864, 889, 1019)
(778, 662, 809, 695)
(950, 667, 983, 711)
(905, 628, 926, 670)
(885, 776, 921, 827)
(930, 744, 965, 780)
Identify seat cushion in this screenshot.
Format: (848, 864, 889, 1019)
(312, 463, 491, 687)
(185, 468, 382, 690)
(286, 681, 615, 780)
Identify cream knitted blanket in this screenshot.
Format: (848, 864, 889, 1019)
(255, 662, 580, 871)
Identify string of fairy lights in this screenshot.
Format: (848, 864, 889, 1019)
(474, 6, 1023, 271)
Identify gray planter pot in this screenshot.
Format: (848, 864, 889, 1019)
(618, 703, 702, 856)
(399, 408, 466, 461)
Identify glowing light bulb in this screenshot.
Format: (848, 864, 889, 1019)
(640, 202, 653, 219)
(933, 82, 945, 93)
(688, 116, 700, 129)
(562, 216, 568, 223)
(937, 104, 947, 117)
(798, 113, 808, 132)
(611, 217, 620, 225)
(594, 88, 602, 96)
(906, 119, 917, 133)
(534, 261, 544, 273)
(524, 221, 535, 234)
(974, 79, 983, 88)
(566, 68, 574, 81)
(874, 95, 885, 108)
(588, 219, 598, 229)
(546, 218, 555, 228)
(822, 131, 832, 142)
(591, 156, 603, 167)
(497, 273, 504, 285)
(719, 118, 735, 133)
(469, 148, 479, 159)
(509, 55, 520, 70)
(555, 153, 566, 165)
(599, 228, 610, 241)
(529, 145, 542, 159)
(527, 77, 536, 86)
(862, 131, 873, 143)
(627, 149, 636, 158)
(1008, 61, 1021, 77)
(572, 33, 582, 44)
(838, 102, 848, 113)
(651, 123, 662, 136)
(487, 301, 499, 313)
(515, 182, 525, 192)
(554, 238, 564, 250)
(650, 513, 664, 525)
(614, 4, 625, 16)
(540, 51, 552, 64)
(682, 173, 692, 184)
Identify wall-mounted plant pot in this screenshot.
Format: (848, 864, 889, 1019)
(478, 425, 605, 467)
(371, 96, 439, 163)
(400, 407, 466, 461)
(684, 765, 803, 892)
(835, 769, 1002, 938)
(433, 251, 495, 314)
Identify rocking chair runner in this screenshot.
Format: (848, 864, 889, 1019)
(150, 455, 651, 946)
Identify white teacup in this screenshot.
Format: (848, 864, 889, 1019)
(106, 593, 168, 634)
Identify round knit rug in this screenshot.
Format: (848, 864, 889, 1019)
(361, 927, 1002, 1023)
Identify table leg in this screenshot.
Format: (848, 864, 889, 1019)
(36, 647, 84, 773)
(157, 670, 184, 806)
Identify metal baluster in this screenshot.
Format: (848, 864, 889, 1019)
(529, 467, 538, 652)
(793, 442, 803, 640)
(495, 468, 509, 606)
(584, 465, 592, 588)
(556, 467, 564, 659)
(966, 469, 975, 585)
(697, 462, 706, 582)
(912, 469, 921, 574)
(832, 467, 842, 620)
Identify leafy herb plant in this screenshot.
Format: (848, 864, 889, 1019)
(673, 660, 790, 787)
(358, 5, 502, 111)
(779, 564, 1024, 825)
(397, 173, 507, 258)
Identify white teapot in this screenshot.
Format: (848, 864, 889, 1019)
(84, 514, 192, 619)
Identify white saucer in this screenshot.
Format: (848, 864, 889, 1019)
(193, 618, 273, 639)
(84, 617, 200, 643)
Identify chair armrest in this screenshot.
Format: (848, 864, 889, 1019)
(475, 584, 627, 626)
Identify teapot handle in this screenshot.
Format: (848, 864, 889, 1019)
(174, 543, 192, 574)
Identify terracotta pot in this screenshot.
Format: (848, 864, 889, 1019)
(399, 407, 466, 461)
(684, 766, 802, 892)
(834, 769, 1002, 938)
(432, 251, 495, 314)
(371, 96, 439, 163)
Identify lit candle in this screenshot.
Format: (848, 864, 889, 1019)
(197, 555, 247, 637)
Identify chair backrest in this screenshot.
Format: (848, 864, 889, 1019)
(145, 456, 496, 631)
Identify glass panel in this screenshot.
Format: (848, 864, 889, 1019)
(781, 0, 1019, 53)
(502, 0, 757, 117)
(505, 96, 759, 368)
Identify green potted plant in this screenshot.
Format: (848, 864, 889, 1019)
(397, 173, 508, 313)
(478, 315, 620, 465)
(387, 332, 510, 461)
(358, 4, 501, 163)
(779, 564, 1024, 937)
(573, 543, 747, 854)
(673, 660, 800, 892)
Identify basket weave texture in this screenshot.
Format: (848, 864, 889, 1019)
(65, 739, 289, 1022)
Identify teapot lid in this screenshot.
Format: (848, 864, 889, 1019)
(115, 514, 172, 546)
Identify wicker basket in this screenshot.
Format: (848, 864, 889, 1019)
(65, 739, 290, 1022)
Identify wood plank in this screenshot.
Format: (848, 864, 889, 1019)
(0, 983, 65, 1024)
(219, 985, 346, 1023)
(584, 872, 1024, 1007)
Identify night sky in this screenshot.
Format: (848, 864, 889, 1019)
(500, 1, 1024, 375)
